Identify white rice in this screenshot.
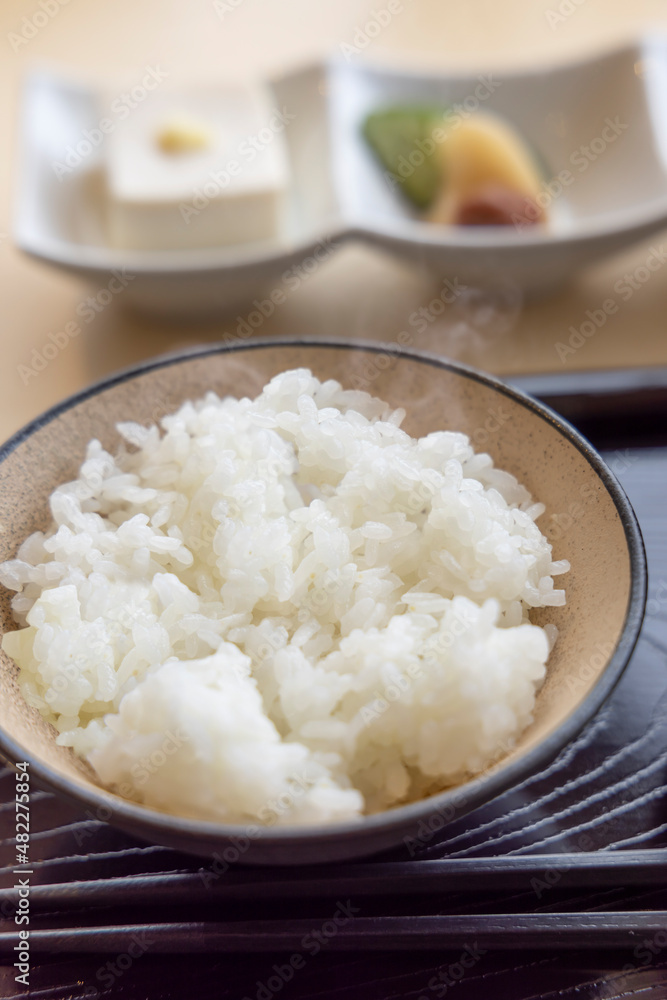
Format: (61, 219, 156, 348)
(0, 369, 568, 826)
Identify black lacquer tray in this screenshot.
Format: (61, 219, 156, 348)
(0, 367, 665, 999)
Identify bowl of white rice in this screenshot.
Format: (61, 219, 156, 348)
(0, 340, 646, 864)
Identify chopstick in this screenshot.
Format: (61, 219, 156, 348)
(2, 850, 665, 910)
(0, 912, 665, 953)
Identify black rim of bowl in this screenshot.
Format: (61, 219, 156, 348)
(0, 339, 648, 853)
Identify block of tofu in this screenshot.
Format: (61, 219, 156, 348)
(104, 85, 290, 251)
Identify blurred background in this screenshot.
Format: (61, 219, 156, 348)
(2, 0, 667, 444)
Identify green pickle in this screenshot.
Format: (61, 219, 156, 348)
(362, 106, 447, 210)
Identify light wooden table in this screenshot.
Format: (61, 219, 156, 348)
(1, 0, 666, 443)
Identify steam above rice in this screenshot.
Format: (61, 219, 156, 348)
(0, 369, 568, 826)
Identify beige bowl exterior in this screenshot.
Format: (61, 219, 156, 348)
(0, 341, 646, 863)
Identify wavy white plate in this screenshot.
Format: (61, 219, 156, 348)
(15, 39, 667, 315)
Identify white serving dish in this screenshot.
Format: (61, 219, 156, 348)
(15, 39, 667, 315)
